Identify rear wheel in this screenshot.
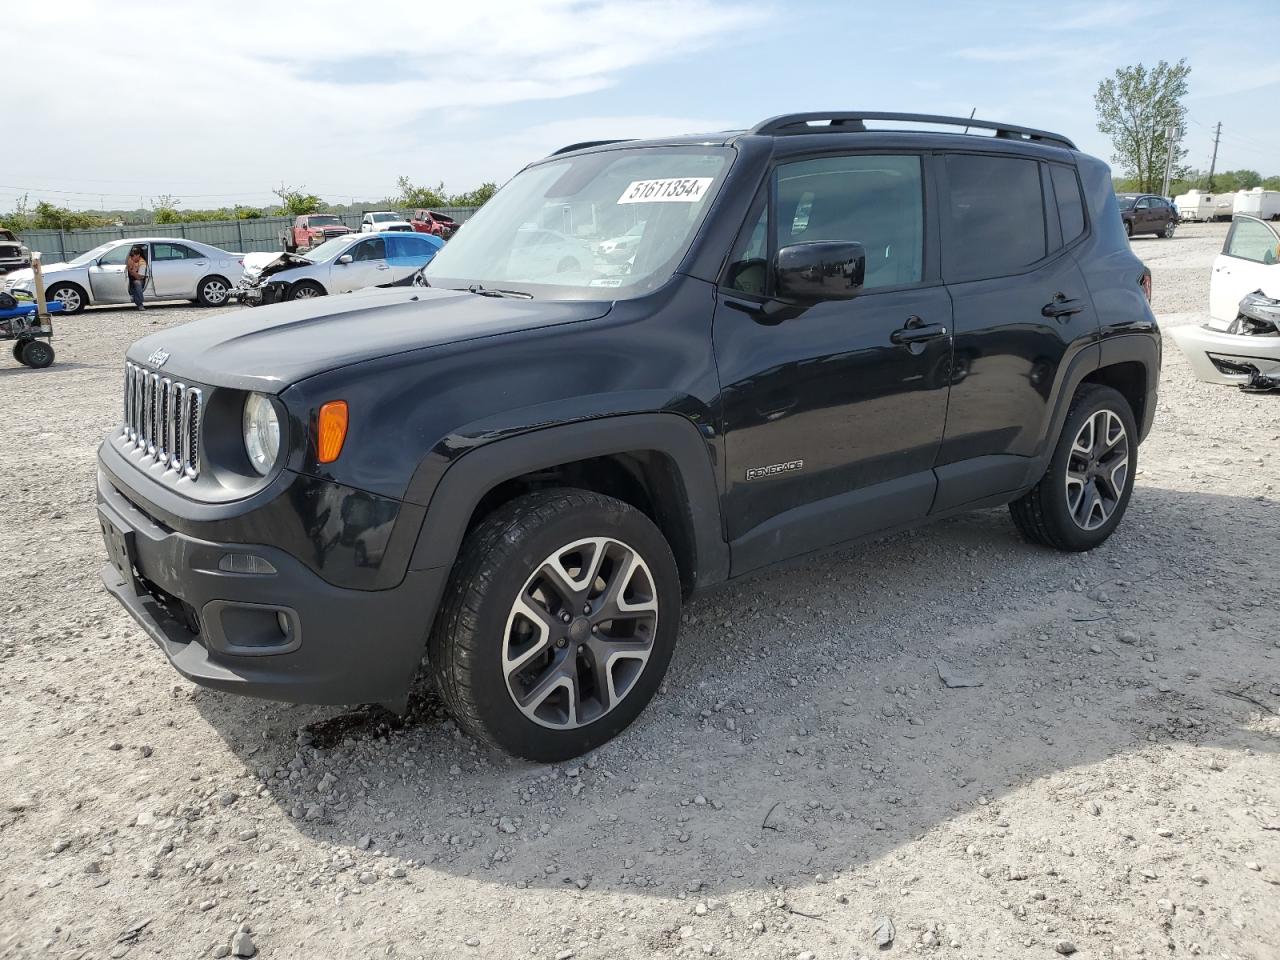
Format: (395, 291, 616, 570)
(20, 339, 54, 368)
(429, 489, 680, 761)
(196, 275, 231, 306)
(12, 341, 25, 363)
(1162, 220, 1177, 239)
(1010, 384, 1137, 552)
(47, 282, 86, 314)
(288, 280, 325, 301)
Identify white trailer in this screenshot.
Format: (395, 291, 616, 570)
(1174, 189, 1235, 221)
(1233, 188, 1280, 220)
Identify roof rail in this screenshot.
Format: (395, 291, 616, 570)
(549, 139, 635, 157)
(748, 112, 1076, 150)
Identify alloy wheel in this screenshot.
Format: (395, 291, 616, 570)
(292, 285, 320, 299)
(1065, 408, 1129, 530)
(52, 287, 81, 311)
(202, 279, 228, 304)
(503, 536, 658, 730)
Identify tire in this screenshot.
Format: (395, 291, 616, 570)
(288, 280, 325, 301)
(20, 339, 54, 368)
(196, 275, 231, 307)
(1162, 221, 1176, 239)
(12, 341, 26, 364)
(1124, 220, 1134, 238)
(46, 282, 86, 315)
(1010, 384, 1137, 552)
(429, 489, 680, 761)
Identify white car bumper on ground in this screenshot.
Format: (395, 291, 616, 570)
(1170, 321, 1280, 384)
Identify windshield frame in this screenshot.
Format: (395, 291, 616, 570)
(299, 235, 357, 263)
(423, 143, 736, 301)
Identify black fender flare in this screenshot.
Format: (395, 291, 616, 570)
(1098, 332, 1161, 443)
(407, 413, 730, 591)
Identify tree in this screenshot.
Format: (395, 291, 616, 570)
(449, 182, 498, 207)
(272, 183, 323, 216)
(1264, 175, 1280, 191)
(1095, 59, 1191, 193)
(394, 175, 447, 209)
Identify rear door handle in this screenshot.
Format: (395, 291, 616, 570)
(1042, 293, 1085, 319)
(890, 316, 948, 345)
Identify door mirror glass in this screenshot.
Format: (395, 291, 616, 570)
(774, 241, 866, 301)
(336, 254, 353, 265)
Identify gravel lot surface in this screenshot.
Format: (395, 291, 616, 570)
(2, 221, 1277, 960)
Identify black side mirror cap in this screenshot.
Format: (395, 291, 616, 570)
(775, 241, 866, 302)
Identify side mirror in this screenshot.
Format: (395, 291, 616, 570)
(336, 254, 353, 265)
(775, 241, 866, 302)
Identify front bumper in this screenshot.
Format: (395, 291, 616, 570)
(1169, 323, 1280, 385)
(230, 282, 284, 306)
(96, 469, 447, 706)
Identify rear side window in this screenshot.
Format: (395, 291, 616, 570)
(1049, 165, 1086, 244)
(1225, 219, 1280, 264)
(944, 154, 1046, 282)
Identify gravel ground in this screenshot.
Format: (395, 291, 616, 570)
(1, 221, 1277, 960)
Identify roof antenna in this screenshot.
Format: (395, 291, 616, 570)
(962, 107, 976, 135)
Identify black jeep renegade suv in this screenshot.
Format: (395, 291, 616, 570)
(98, 112, 1160, 761)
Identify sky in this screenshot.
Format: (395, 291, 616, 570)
(6, 0, 1279, 212)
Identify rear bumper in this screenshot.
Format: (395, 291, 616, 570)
(97, 469, 447, 706)
(1169, 323, 1280, 385)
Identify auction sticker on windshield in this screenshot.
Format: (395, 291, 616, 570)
(618, 178, 714, 204)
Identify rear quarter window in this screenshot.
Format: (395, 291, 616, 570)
(1049, 164, 1086, 244)
(943, 154, 1046, 282)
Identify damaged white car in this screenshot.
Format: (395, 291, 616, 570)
(1170, 215, 1280, 391)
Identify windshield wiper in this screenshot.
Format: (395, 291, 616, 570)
(463, 283, 534, 300)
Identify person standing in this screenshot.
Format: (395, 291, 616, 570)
(126, 245, 148, 310)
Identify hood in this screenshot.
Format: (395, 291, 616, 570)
(125, 285, 613, 393)
(244, 252, 314, 282)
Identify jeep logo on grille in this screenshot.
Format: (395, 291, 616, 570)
(745, 459, 804, 481)
(146, 348, 169, 369)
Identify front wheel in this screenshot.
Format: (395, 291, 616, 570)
(12, 341, 25, 364)
(47, 282, 86, 314)
(20, 339, 54, 368)
(288, 280, 325, 301)
(1124, 220, 1134, 238)
(429, 489, 680, 761)
(1009, 384, 1137, 552)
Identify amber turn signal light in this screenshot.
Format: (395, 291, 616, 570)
(317, 400, 348, 464)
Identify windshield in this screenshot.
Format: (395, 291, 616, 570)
(424, 146, 730, 299)
(308, 215, 342, 226)
(300, 236, 353, 262)
(63, 242, 120, 267)
(369, 212, 400, 221)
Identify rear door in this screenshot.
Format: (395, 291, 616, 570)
(714, 151, 953, 574)
(384, 234, 438, 283)
(934, 153, 1099, 510)
(150, 242, 205, 299)
(1210, 215, 1280, 321)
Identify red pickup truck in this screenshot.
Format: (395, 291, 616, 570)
(410, 210, 459, 239)
(281, 214, 352, 253)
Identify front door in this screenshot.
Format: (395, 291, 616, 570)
(150, 241, 206, 299)
(331, 236, 388, 292)
(87, 243, 142, 303)
(935, 154, 1099, 504)
(714, 152, 953, 575)
(1210, 216, 1280, 322)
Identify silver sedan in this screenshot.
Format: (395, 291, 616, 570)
(2, 237, 246, 314)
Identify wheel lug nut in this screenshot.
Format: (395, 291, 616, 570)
(583, 604, 591, 615)
(560, 612, 571, 623)
(591, 625, 599, 634)
(556, 638, 567, 648)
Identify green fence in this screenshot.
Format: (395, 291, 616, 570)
(21, 207, 480, 261)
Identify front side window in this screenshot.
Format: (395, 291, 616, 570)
(775, 154, 924, 290)
(352, 238, 386, 261)
(944, 154, 1046, 282)
(99, 244, 135, 266)
(1225, 218, 1280, 264)
(1136, 197, 1152, 209)
(424, 146, 729, 299)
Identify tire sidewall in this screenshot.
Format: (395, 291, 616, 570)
(21, 340, 53, 368)
(197, 275, 230, 306)
(1042, 387, 1138, 550)
(48, 283, 85, 314)
(458, 498, 680, 762)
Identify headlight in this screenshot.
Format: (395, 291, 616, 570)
(242, 393, 281, 475)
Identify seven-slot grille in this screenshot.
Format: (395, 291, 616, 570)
(122, 362, 202, 479)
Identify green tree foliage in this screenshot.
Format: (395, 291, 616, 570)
(1264, 175, 1280, 191)
(1095, 59, 1191, 192)
(394, 176, 448, 209)
(448, 182, 498, 207)
(273, 184, 324, 216)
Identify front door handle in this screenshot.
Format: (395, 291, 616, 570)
(890, 316, 948, 345)
(1042, 293, 1085, 319)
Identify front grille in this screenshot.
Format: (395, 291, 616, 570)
(122, 362, 202, 478)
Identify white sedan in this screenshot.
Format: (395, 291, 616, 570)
(235, 231, 444, 305)
(1170, 215, 1280, 385)
(2, 237, 245, 314)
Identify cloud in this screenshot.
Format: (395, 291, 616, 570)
(6, 0, 770, 205)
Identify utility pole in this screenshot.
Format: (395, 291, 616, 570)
(1160, 125, 1179, 199)
(1207, 122, 1221, 190)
